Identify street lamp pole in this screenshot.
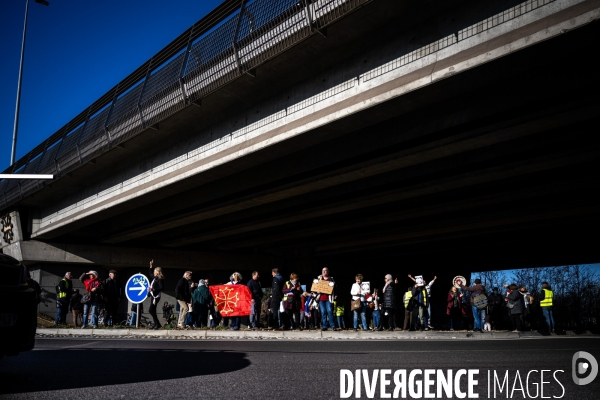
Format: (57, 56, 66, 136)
(10, 0, 49, 167)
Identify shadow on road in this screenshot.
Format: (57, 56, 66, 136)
(0, 347, 250, 394)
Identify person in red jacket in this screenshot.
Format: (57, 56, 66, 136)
(446, 287, 462, 331)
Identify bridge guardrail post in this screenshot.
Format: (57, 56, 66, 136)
(104, 85, 120, 146)
(52, 128, 66, 177)
(179, 31, 195, 105)
(304, 0, 314, 32)
(232, 0, 247, 75)
(75, 109, 93, 165)
(137, 61, 153, 131)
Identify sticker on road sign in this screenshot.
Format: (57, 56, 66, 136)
(125, 273, 149, 304)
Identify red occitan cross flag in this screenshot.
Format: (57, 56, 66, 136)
(209, 285, 253, 317)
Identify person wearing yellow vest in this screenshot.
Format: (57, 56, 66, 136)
(539, 282, 555, 333)
(402, 286, 414, 330)
(54, 272, 73, 326)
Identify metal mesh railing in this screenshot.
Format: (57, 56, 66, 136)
(78, 107, 111, 161)
(238, 0, 310, 74)
(183, 15, 239, 101)
(55, 124, 85, 174)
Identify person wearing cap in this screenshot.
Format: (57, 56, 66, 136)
(382, 274, 397, 331)
(55, 272, 73, 326)
(459, 278, 486, 332)
(104, 270, 123, 327)
(79, 270, 102, 328)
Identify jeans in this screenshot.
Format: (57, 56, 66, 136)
(184, 311, 193, 327)
(55, 306, 66, 325)
(353, 302, 368, 330)
(249, 300, 261, 328)
(542, 307, 555, 331)
(82, 300, 98, 328)
(472, 306, 486, 330)
(372, 310, 381, 329)
(319, 300, 335, 329)
(337, 315, 345, 329)
(130, 311, 137, 326)
(230, 317, 241, 330)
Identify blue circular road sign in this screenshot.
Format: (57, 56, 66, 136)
(125, 273, 149, 304)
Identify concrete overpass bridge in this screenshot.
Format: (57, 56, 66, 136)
(2, 0, 599, 315)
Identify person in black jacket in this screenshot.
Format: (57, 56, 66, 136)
(270, 268, 284, 329)
(487, 287, 504, 330)
(175, 271, 195, 329)
(104, 270, 123, 326)
(247, 271, 262, 329)
(148, 260, 165, 329)
(69, 289, 83, 327)
(506, 284, 525, 332)
(382, 274, 397, 331)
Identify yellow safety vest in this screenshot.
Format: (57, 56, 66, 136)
(540, 289, 553, 307)
(403, 291, 412, 308)
(58, 278, 70, 299)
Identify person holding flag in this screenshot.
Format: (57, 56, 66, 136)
(209, 272, 253, 330)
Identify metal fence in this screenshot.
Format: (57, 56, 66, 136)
(0, 0, 371, 209)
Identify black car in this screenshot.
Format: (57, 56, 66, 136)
(0, 254, 37, 360)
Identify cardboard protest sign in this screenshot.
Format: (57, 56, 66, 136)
(310, 279, 334, 294)
(415, 275, 424, 286)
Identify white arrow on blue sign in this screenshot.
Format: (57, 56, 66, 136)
(125, 273, 149, 304)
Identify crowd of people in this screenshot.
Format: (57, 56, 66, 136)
(52, 269, 125, 328)
(49, 261, 557, 333)
(446, 279, 556, 333)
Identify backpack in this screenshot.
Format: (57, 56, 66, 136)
(473, 293, 488, 310)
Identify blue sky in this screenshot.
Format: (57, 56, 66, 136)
(0, 0, 222, 171)
(472, 263, 600, 284)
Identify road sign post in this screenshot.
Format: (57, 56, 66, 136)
(125, 273, 149, 328)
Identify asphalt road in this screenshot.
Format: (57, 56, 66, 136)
(1, 337, 599, 399)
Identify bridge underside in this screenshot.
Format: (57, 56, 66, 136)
(33, 20, 599, 279)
